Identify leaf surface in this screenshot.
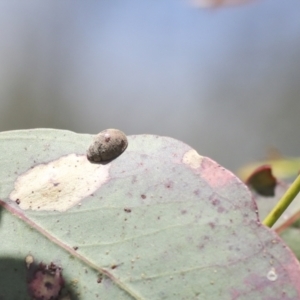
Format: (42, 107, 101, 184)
(0, 129, 300, 299)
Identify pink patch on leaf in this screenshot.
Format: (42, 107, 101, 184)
(200, 158, 234, 188)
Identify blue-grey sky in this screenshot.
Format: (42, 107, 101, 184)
(0, 0, 300, 170)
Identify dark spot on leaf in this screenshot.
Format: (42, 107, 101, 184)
(111, 265, 117, 269)
(97, 274, 103, 283)
(181, 210, 187, 215)
(124, 208, 132, 213)
(27, 262, 64, 300)
(193, 189, 200, 196)
(141, 194, 146, 199)
(208, 222, 215, 229)
(212, 198, 220, 206)
(165, 181, 173, 189)
(44, 281, 53, 289)
(198, 243, 205, 250)
(16, 199, 20, 205)
(73, 246, 78, 250)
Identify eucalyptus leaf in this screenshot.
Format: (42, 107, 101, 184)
(0, 129, 299, 299)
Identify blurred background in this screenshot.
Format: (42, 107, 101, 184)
(0, 0, 300, 172)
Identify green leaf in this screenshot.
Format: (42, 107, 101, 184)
(237, 157, 300, 182)
(245, 165, 277, 197)
(1, 129, 300, 299)
(280, 226, 300, 261)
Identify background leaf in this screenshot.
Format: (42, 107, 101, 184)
(280, 220, 300, 261)
(237, 157, 300, 182)
(1, 129, 300, 299)
(245, 165, 277, 197)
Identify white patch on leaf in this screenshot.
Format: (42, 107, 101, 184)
(10, 154, 109, 211)
(182, 149, 203, 169)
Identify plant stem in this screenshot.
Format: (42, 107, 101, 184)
(263, 174, 300, 228)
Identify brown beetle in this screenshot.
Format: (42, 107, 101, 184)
(87, 129, 128, 163)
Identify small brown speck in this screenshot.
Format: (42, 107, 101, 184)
(124, 208, 131, 213)
(73, 246, 78, 251)
(141, 194, 146, 199)
(97, 274, 103, 283)
(16, 199, 21, 205)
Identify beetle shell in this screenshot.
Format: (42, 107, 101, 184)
(87, 129, 128, 162)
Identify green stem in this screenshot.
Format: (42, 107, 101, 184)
(263, 174, 300, 227)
